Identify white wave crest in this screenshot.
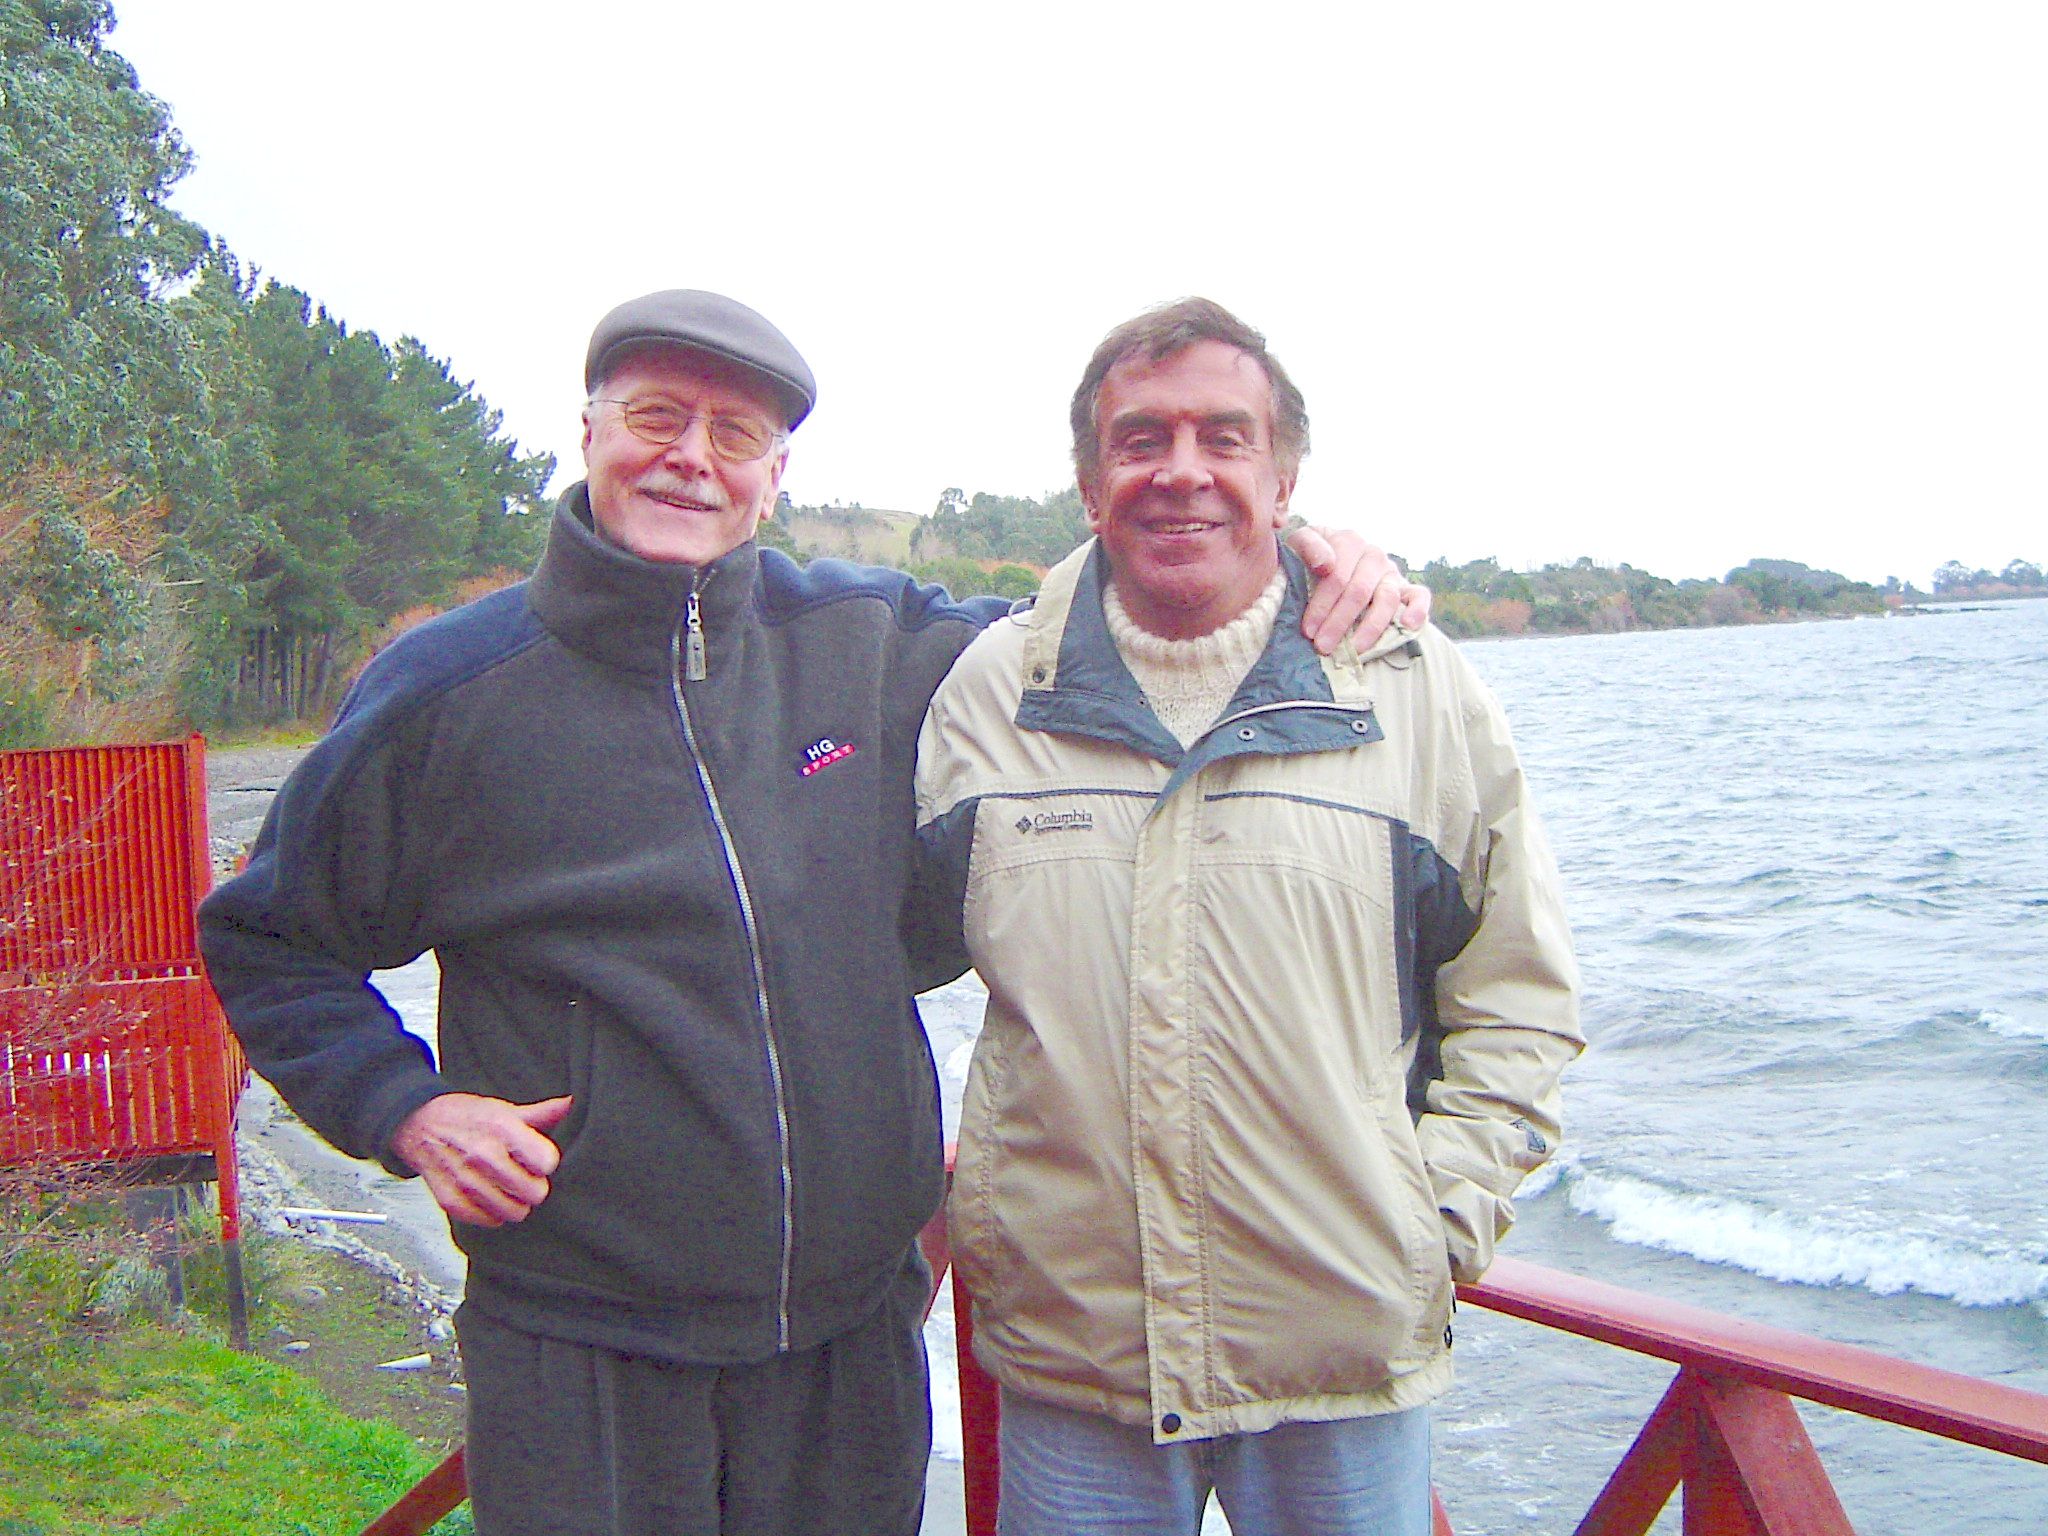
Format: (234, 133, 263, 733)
(1978, 1009, 2048, 1042)
(1516, 1159, 1564, 1199)
(1563, 1168, 2048, 1308)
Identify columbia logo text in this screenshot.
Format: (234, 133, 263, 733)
(1014, 808, 1094, 835)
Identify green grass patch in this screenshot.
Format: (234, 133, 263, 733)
(1, 1196, 469, 1534)
(0, 1325, 448, 1533)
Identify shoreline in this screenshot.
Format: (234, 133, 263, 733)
(1453, 592, 2039, 644)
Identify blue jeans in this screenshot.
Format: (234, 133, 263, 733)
(996, 1388, 1432, 1536)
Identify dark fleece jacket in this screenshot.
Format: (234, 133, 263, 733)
(199, 486, 996, 1363)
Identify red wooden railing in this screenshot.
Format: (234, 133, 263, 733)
(0, 736, 249, 1343)
(1451, 1256, 2048, 1534)
(361, 1223, 2048, 1535)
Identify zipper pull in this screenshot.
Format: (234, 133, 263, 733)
(684, 587, 707, 682)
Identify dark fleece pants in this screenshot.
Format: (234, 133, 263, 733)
(457, 1255, 932, 1536)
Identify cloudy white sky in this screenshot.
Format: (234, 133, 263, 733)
(110, 3, 2042, 585)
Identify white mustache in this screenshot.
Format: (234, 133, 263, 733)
(638, 478, 731, 513)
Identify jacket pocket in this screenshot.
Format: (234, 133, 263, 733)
(1379, 1088, 1455, 1370)
(479, 1000, 784, 1303)
(948, 1022, 1022, 1311)
(547, 993, 595, 1174)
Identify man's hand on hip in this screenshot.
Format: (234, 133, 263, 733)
(390, 1092, 573, 1227)
(1286, 525, 1433, 654)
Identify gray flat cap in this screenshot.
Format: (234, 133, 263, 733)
(585, 289, 816, 428)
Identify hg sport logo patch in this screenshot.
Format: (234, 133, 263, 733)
(798, 736, 857, 776)
(1015, 808, 1094, 835)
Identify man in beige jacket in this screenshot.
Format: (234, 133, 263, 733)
(911, 299, 1583, 1534)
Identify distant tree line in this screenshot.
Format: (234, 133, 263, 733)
(915, 487, 1089, 568)
(1930, 560, 2045, 599)
(883, 487, 2016, 641)
(897, 487, 1086, 599)
(1, 0, 550, 744)
(1406, 555, 1891, 638)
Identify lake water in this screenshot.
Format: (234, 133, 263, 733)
(377, 598, 2048, 1534)
(918, 598, 2048, 1534)
(1426, 597, 2048, 1534)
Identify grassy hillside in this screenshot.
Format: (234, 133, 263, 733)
(773, 504, 922, 567)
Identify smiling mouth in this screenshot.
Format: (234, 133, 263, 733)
(642, 488, 724, 513)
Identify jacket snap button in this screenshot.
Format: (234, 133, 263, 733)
(1351, 719, 1371, 733)
(1160, 1413, 1182, 1435)
(1032, 667, 1047, 684)
(1236, 726, 1256, 742)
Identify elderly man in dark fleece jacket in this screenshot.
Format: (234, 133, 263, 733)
(198, 288, 1426, 1536)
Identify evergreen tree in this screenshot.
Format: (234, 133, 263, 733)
(223, 283, 552, 719)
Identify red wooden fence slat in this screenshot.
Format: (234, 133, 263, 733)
(0, 741, 209, 975)
(0, 740, 244, 1325)
(0, 977, 231, 1160)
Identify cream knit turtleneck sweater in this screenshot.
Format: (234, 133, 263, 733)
(1102, 570, 1287, 748)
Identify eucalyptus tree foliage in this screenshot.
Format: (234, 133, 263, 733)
(0, 0, 203, 462)
(0, 0, 264, 675)
(0, 0, 224, 468)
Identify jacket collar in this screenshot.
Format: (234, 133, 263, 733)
(526, 481, 762, 676)
(1015, 540, 1383, 786)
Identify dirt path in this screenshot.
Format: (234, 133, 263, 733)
(203, 742, 312, 868)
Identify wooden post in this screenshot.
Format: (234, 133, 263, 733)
(954, 1276, 1003, 1536)
(1690, 1375, 1854, 1535)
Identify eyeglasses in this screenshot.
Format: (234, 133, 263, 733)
(593, 399, 785, 462)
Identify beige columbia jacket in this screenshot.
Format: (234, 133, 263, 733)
(911, 542, 1582, 1443)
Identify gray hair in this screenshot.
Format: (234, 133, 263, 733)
(1069, 297, 1310, 478)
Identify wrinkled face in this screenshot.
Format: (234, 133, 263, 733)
(1080, 339, 1296, 639)
(580, 347, 788, 565)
